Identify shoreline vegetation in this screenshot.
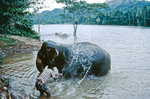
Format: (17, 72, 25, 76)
(34, 23, 150, 28)
(0, 0, 43, 65)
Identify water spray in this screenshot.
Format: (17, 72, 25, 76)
(76, 65, 92, 88)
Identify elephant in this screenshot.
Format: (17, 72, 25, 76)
(36, 41, 111, 78)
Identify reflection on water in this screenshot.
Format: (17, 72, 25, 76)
(1, 25, 150, 99)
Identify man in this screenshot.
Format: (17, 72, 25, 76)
(35, 66, 62, 97)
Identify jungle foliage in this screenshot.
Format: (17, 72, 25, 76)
(0, 0, 42, 38)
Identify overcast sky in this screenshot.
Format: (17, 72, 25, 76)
(40, 0, 150, 11)
(40, 0, 106, 11)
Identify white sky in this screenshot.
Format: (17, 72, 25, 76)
(40, 0, 106, 11)
(40, 0, 150, 11)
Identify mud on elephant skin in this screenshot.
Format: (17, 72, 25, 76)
(36, 41, 111, 78)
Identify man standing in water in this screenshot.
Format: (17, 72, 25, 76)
(35, 48, 62, 97)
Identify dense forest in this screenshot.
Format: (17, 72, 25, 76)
(32, 1, 150, 26)
(0, 0, 41, 38)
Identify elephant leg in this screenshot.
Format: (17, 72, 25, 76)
(91, 62, 109, 76)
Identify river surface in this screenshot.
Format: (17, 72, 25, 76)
(1, 25, 150, 99)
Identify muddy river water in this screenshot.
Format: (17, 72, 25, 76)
(0, 25, 150, 99)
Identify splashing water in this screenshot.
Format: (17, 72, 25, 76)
(76, 66, 91, 88)
(61, 43, 96, 93)
(62, 43, 94, 78)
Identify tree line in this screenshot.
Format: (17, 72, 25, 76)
(86, 5, 150, 26)
(32, 1, 150, 27)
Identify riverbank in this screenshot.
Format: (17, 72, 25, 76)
(0, 35, 42, 98)
(0, 35, 42, 59)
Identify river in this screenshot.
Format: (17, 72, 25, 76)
(0, 24, 150, 99)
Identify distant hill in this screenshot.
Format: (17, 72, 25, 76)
(31, 8, 64, 24)
(116, 1, 150, 11)
(105, 0, 150, 9)
(105, 0, 124, 9)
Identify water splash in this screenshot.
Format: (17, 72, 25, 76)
(60, 43, 97, 95)
(76, 66, 91, 88)
(63, 43, 94, 77)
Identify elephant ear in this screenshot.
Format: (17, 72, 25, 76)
(38, 43, 46, 59)
(39, 42, 47, 54)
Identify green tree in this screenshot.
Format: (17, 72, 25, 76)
(0, 0, 44, 38)
(31, 0, 46, 34)
(56, 0, 108, 42)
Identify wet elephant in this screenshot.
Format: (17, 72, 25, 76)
(36, 41, 111, 78)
